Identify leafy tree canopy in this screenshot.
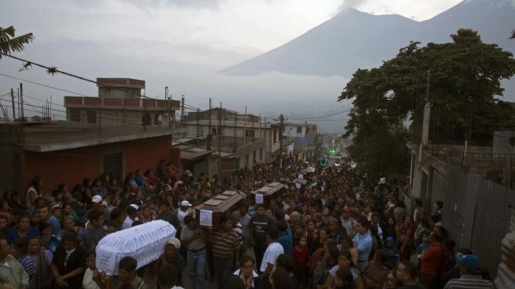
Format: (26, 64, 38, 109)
(0, 26, 34, 59)
(339, 29, 515, 175)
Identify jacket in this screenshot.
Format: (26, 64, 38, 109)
(0, 254, 30, 288)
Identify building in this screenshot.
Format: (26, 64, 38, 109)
(64, 78, 181, 127)
(181, 107, 282, 163)
(0, 122, 181, 195)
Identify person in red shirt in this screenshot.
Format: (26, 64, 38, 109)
(293, 235, 309, 287)
(420, 230, 444, 289)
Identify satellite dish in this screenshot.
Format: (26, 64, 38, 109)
(350, 161, 357, 168)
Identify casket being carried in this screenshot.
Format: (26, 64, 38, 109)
(95, 220, 176, 275)
(195, 191, 243, 228)
(254, 182, 286, 205)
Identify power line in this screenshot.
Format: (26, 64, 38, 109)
(0, 73, 201, 118)
(286, 109, 351, 120)
(0, 73, 89, 96)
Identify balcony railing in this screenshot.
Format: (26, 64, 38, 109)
(64, 96, 181, 111)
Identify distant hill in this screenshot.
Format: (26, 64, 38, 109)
(221, 0, 515, 84)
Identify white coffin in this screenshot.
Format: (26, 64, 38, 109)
(95, 220, 176, 275)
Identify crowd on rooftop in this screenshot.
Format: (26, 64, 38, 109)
(0, 155, 498, 289)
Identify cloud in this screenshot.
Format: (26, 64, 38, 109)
(123, 0, 226, 9)
(338, 0, 367, 11)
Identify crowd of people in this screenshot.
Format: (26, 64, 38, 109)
(0, 156, 498, 289)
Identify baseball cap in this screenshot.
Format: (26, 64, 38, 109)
(130, 204, 140, 210)
(180, 200, 192, 207)
(92, 195, 103, 203)
(166, 238, 181, 249)
(455, 253, 481, 273)
(342, 206, 351, 212)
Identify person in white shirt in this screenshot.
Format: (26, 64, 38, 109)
(178, 201, 192, 228)
(122, 205, 139, 230)
(83, 251, 100, 289)
(157, 263, 184, 289)
(260, 226, 283, 280)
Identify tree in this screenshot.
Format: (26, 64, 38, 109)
(339, 29, 515, 175)
(0, 26, 34, 59)
(511, 30, 515, 39)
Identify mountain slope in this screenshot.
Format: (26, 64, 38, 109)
(221, 0, 515, 78)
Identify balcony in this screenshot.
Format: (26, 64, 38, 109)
(64, 96, 181, 112)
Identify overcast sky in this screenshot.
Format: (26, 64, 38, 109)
(0, 0, 464, 131)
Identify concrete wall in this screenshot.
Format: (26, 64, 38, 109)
(67, 109, 169, 127)
(99, 87, 142, 99)
(22, 136, 172, 195)
(0, 125, 24, 196)
(237, 139, 266, 168)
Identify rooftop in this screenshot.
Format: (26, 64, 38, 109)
(10, 122, 178, 152)
(96, 78, 145, 89)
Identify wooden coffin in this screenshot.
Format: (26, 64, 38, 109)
(195, 191, 243, 228)
(255, 182, 286, 205)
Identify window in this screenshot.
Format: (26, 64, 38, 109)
(297, 126, 302, 134)
(86, 111, 97, 124)
(212, 127, 220, 136)
(245, 154, 249, 168)
(103, 153, 123, 184)
(260, 148, 264, 162)
(246, 130, 256, 138)
(273, 128, 277, 143)
(70, 109, 81, 123)
(253, 150, 257, 164)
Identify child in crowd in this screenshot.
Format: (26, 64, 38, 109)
(293, 236, 309, 287)
(383, 236, 399, 269)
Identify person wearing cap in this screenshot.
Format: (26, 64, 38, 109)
(82, 195, 110, 226)
(122, 205, 139, 230)
(443, 253, 495, 289)
(147, 238, 185, 288)
(178, 200, 193, 229)
(341, 206, 356, 238)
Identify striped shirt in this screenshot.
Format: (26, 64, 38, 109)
(18, 254, 36, 279)
(444, 274, 496, 289)
(212, 230, 240, 258)
(180, 226, 206, 251)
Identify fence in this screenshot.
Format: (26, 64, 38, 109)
(428, 164, 515, 279)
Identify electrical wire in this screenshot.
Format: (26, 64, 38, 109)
(0, 73, 202, 119)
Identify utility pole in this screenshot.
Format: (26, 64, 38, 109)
(243, 106, 247, 146)
(10, 89, 15, 121)
(233, 111, 237, 153)
(19, 83, 25, 144)
(207, 98, 212, 150)
(181, 95, 185, 123)
(196, 108, 200, 138)
(218, 102, 222, 177)
(277, 114, 285, 169)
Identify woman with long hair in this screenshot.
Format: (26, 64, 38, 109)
(334, 268, 355, 289)
(26, 176, 43, 208)
(397, 216, 415, 261)
(320, 249, 364, 289)
(27, 235, 53, 289)
(339, 235, 358, 266)
(382, 216, 398, 242)
(7, 215, 38, 244)
(270, 267, 294, 289)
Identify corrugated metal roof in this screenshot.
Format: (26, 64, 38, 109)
(180, 150, 213, 160)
